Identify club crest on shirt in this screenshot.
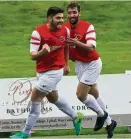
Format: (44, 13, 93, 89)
(74, 34, 82, 40)
(60, 36, 66, 42)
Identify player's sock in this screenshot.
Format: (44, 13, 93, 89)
(97, 97, 112, 125)
(54, 97, 77, 120)
(23, 101, 41, 135)
(82, 95, 104, 117)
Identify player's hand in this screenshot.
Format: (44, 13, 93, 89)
(63, 65, 70, 75)
(66, 38, 80, 47)
(42, 44, 51, 53)
(42, 44, 61, 54)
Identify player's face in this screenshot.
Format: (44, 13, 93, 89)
(51, 13, 64, 29)
(67, 7, 80, 25)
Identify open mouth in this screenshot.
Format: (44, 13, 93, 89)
(70, 18, 76, 22)
(57, 24, 62, 28)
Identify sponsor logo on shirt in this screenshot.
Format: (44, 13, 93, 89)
(50, 45, 62, 51)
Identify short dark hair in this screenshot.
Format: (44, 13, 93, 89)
(47, 7, 64, 17)
(67, 2, 80, 12)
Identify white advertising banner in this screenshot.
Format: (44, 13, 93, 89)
(0, 74, 131, 131)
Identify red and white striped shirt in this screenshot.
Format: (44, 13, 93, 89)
(30, 24, 69, 73)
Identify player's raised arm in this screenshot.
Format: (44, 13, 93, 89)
(30, 30, 50, 60)
(67, 24, 96, 52)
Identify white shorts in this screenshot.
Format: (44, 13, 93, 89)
(35, 68, 63, 94)
(75, 58, 102, 85)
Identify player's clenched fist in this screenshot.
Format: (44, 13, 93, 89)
(42, 44, 51, 53)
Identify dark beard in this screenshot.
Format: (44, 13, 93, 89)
(50, 20, 57, 30)
(70, 18, 78, 25)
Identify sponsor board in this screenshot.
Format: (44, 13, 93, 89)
(0, 74, 131, 131)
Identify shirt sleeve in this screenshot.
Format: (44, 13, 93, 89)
(85, 24, 96, 47)
(30, 30, 41, 53)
